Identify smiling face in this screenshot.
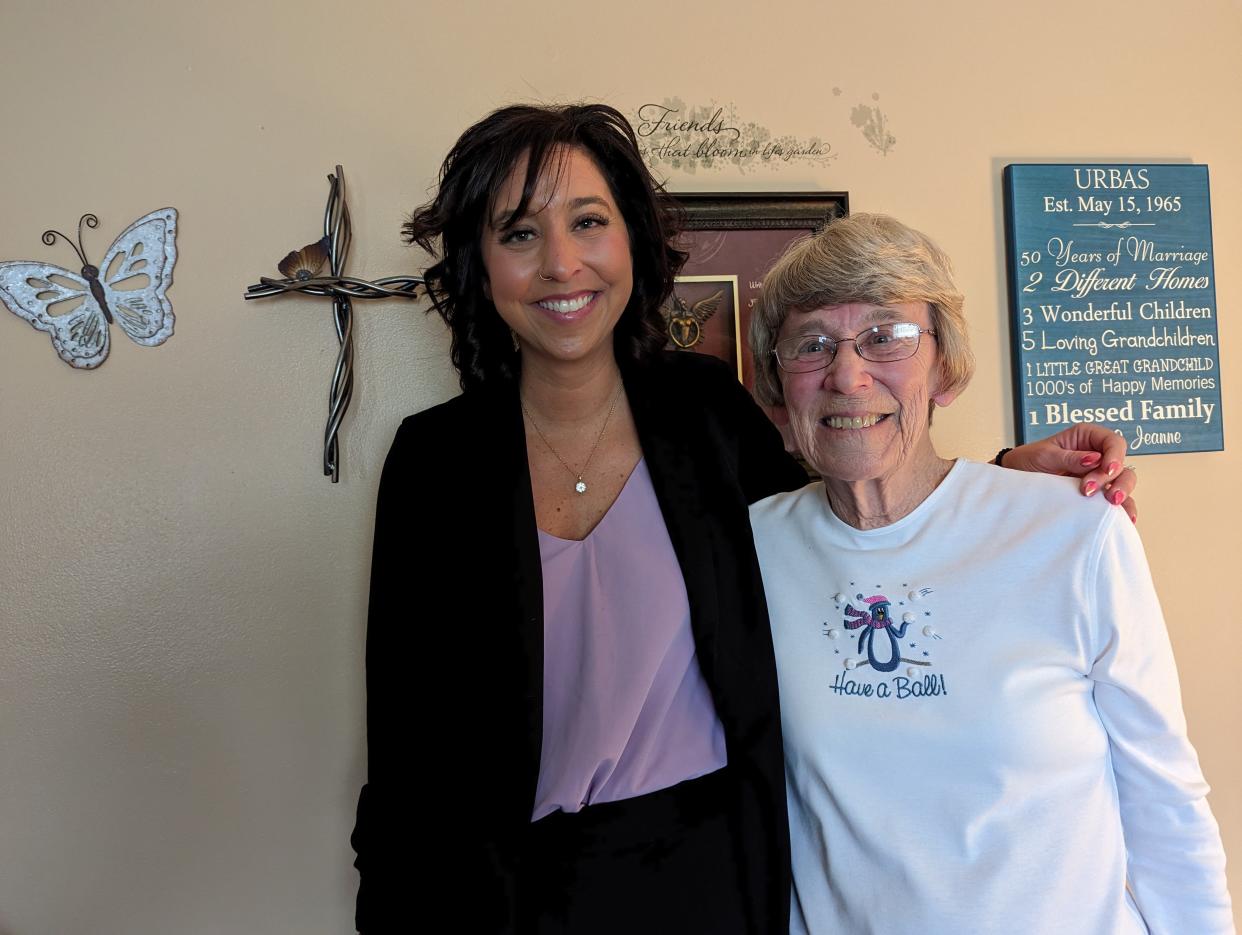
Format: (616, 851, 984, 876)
(777, 300, 957, 484)
(480, 146, 634, 373)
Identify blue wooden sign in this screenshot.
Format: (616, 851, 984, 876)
(1003, 164, 1223, 455)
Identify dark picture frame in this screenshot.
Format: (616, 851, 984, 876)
(666, 274, 743, 379)
(667, 192, 849, 394)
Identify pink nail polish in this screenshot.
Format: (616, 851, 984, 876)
(1083, 481, 1097, 496)
(1106, 461, 1120, 476)
(1111, 490, 1125, 505)
(1080, 453, 1101, 466)
(1131, 514, 1137, 523)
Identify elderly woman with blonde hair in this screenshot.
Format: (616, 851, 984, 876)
(748, 213, 1233, 934)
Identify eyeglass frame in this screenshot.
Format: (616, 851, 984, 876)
(772, 321, 938, 374)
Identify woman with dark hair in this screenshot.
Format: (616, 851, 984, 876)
(350, 103, 1136, 934)
(404, 104, 682, 389)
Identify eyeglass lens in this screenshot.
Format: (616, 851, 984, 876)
(776, 322, 926, 371)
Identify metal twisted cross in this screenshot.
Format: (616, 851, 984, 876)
(244, 166, 423, 482)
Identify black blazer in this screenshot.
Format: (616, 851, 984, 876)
(352, 352, 808, 933)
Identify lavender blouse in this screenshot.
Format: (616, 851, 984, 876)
(531, 458, 728, 821)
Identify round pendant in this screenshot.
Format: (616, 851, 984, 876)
(575, 479, 587, 494)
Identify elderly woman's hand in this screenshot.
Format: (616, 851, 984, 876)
(1001, 426, 1138, 522)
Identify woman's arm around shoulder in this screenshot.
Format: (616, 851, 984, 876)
(998, 425, 1139, 521)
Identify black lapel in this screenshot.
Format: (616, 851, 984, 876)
(625, 361, 724, 688)
(475, 382, 545, 810)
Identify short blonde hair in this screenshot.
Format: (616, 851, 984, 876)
(750, 213, 975, 406)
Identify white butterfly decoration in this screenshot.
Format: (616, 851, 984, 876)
(0, 208, 178, 369)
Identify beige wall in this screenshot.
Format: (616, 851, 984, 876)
(1, 1, 1237, 932)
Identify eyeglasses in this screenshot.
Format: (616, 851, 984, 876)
(773, 322, 937, 373)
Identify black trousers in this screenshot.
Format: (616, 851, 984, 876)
(515, 768, 756, 934)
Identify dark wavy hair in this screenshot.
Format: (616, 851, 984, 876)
(404, 103, 686, 390)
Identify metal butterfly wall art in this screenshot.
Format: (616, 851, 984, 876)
(0, 208, 178, 369)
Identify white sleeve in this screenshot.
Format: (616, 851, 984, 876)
(1089, 509, 1234, 934)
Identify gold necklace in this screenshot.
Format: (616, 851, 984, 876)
(521, 382, 624, 495)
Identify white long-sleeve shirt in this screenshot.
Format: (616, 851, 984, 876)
(750, 460, 1233, 934)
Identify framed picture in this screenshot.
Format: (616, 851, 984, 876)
(667, 193, 849, 395)
(666, 274, 743, 379)
(1002, 164, 1222, 455)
